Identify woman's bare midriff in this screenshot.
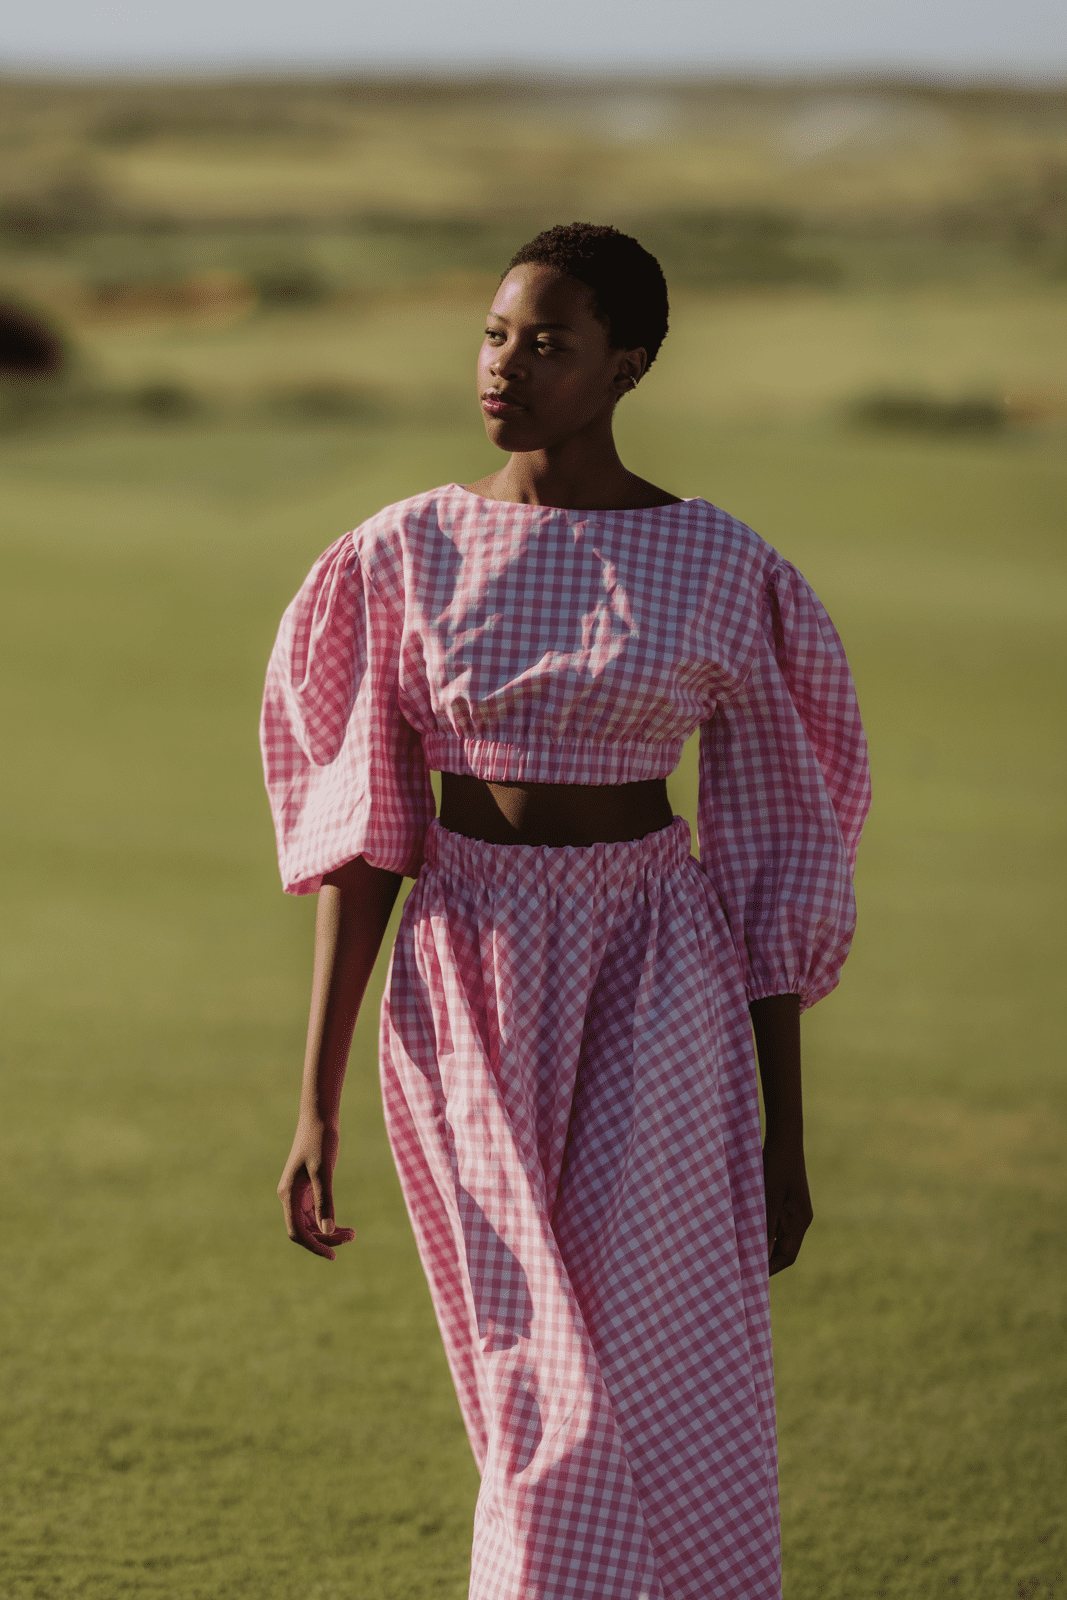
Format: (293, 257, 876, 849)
(438, 772, 674, 847)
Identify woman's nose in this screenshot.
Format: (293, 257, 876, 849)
(490, 343, 525, 379)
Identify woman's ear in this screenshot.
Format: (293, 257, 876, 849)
(614, 347, 649, 396)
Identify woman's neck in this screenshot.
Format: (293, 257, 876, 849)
(467, 433, 680, 511)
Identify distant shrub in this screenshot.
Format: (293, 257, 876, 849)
(0, 303, 68, 377)
(361, 211, 491, 244)
(266, 381, 382, 422)
(92, 102, 337, 147)
(640, 209, 842, 289)
(847, 390, 1008, 433)
(351, 212, 508, 276)
(87, 273, 256, 319)
(131, 381, 203, 420)
(252, 265, 330, 308)
(0, 303, 77, 429)
(0, 172, 114, 239)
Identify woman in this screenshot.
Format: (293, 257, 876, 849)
(262, 223, 869, 1600)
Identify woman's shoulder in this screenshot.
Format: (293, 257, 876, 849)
(348, 483, 467, 562)
(353, 482, 465, 534)
(678, 498, 784, 588)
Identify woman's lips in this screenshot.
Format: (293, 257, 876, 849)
(481, 391, 526, 417)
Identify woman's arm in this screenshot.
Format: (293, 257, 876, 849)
(749, 993, 813, 1275)
(278, 856, 402, 1260)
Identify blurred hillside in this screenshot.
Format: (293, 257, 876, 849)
(0, 75, 1065, 427)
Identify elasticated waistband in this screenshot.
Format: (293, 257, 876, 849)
(422, 814, 693, 896)
(422, 733, 685, 786)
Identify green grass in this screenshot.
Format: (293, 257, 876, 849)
(0, 404, 1064, 1600)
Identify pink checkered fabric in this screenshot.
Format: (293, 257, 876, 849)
(382, 818, 779, 1600)
(260, 485, 869, 1009)
(260, 484, 871, 1597)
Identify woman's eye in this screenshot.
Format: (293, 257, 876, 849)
(484, 329, 504, 343)
(535, 342, 557, 354)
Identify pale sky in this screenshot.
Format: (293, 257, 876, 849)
(2, 0, 1065, 79)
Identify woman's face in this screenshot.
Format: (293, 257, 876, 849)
(477, 264, 644, 453)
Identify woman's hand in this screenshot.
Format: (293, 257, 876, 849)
(278, 1117, 356, 1261)
(762, 1138, 813, 1276)
(280, 858, 402, 1263)
(749, 992, 811, 1275)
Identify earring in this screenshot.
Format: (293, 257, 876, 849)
(626, 375, 638, 392)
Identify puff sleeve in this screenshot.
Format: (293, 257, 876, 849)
(698, 560, 870, 1009)
(260, 533, 436, 893)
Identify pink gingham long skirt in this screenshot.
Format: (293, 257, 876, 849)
(380, 817, 781, 1600)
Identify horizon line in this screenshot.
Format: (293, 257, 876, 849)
(2, 60, 1065, 90)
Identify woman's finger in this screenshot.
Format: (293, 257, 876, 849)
(769, 1232, 800, 1275)
(294, 1172, 339, 1257)
(297, 1175, 356, 1248)
(282, 1167, 340, 1260)
(309, 1161, 335, 1235)
(764, 1182, 786, 1250)
(278, 1166, 303, 1243)
(768, 1192, 812, 1275)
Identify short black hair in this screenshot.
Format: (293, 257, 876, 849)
(504, 222, 669, 369)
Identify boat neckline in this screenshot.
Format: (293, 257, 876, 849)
(447, 483, 704, 513)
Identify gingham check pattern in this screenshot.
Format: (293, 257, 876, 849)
(383, 819, 779, 1599)
(260, 485, 868, 1006)
(260, 485, 870, 1597)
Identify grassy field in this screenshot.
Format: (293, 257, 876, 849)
(0, 68, 1065, 1600)
(0, 391, 1063, 1600)
(3, 74, 1066, 350)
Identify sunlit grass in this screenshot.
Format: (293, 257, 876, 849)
(0, 391, 1064, 1597)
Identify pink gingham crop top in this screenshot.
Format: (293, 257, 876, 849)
(261, 484, 870, 1007)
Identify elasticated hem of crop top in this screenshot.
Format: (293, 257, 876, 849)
(421, 734, 686, 786)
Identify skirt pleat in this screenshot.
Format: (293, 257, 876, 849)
(380, 817, 781, 1600)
